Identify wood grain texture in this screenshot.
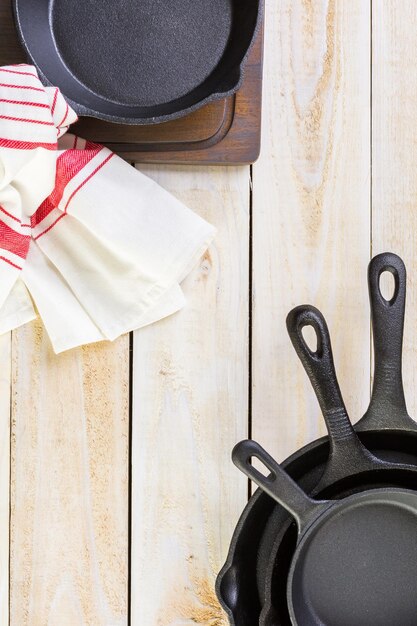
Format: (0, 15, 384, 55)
(251, 0, 372, 463)
(372, 1, 417, 416)
(131, 166, 249, 625)
(10, 322, 129, 625)
(0, 334, 10, 626)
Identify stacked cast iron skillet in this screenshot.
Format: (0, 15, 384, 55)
(216, 252, 417, 626)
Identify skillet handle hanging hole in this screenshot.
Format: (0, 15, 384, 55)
(301, 324, 318, 354)
(369, 252, 405, 313)
(378, 267, 399, 305)
(286, 305, 328, 365)
(232, 440, 322, 531)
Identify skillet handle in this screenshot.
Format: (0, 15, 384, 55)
(356, 253, 417, 432)
(286, 305, 376, 473)
(232, 439, 327, 534)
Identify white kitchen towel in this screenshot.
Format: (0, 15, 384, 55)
(0, 64, 216, 352)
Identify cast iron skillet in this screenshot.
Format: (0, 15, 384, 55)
(261, 297, 417, 625)
(234, 439, 417, 626)
(216, 253, 417, 626)
(13, 0, 262, 124)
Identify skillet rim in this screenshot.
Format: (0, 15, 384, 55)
(13, 0, 264, 125)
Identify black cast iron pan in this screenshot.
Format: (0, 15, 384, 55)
(13, 0, 262, 124)
(234, 439, 417, 626)
(261, 295, 417, 625)
(216, 253, 417, 626)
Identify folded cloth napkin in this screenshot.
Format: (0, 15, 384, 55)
(0, 64, 216, 352)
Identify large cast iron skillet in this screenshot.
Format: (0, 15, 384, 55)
(234, 439, 417, 626)
(216, 253, 417, 625)
(13, 0, 262, 124)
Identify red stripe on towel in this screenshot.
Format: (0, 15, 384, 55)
(0, 205, 20, 224)
(0, 83, 44, 92)
(0, 99, 49, 108)
(33, 213, 66, 240)
(63, 152, 113, 212)
(57, 101, 69, 128)
(34, 151, 113, 239)
(0, 68, 37, 78)
(0, 138, 57, 150)
(51, 88, 59, 114)
(31, 146, 104, 227)
(0, 256, 22, 270)
(85, 140, 102, 150)
(0, 114, 54, 126)
(0, 220, 30, 258)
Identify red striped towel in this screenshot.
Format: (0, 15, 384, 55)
(0, 64, 215, 352)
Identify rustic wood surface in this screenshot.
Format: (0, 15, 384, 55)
(130, 166, 249, 625)
(10, 325, 129, 624)
(372, 0, 417, 414)
(3, 1, 417, 624)
(0, 335, 10, 626)
(251, 0, 371, 461)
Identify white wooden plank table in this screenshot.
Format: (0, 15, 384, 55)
(2, 1, 417, 623)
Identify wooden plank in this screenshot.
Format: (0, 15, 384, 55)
(0, 334, 10, 626)
(131, 165, 249, 624)
(251, 0, 371, 462)
(371, 1, 417, 415)
(10, 321, 129, 625)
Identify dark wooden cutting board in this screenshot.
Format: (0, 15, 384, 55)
(0, 1, 263, 164)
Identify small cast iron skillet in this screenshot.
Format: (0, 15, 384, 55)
(13, 0, 262, 124)
(234, 439, 417, 626)
(216, 253, 417, 625)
